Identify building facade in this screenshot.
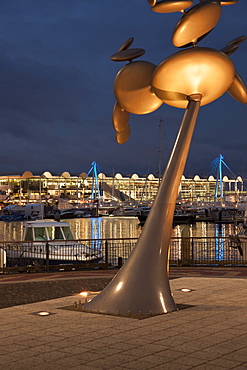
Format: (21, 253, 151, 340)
(0, 170, 244, 209)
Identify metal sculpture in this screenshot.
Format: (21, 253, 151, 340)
(85, 0, 246, 315)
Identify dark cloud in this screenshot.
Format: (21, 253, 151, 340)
(0, 0, 246, 178)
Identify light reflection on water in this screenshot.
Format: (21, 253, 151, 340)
(69, 217, 142, 241)
(0, 217, 236, 242)
(172, 222, 235, 239)
(0, 217, 142, 242)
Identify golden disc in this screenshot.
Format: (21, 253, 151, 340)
(220, 0, 238, 5)
(199, 0, 237, 3)
(228, 72, 247, 104)
(152, 0, 193, 13)
(116, 124, 130, 144)
(118, 37, 134, 52)
(112, 102, 130, 132)
(227, 35, 246, 46)
(152, 47, 235, 108)
(220, 44, 238, 56)
(110, 48, 145, 62)
(147, 0, 157, 6)
(220, 35, 246, 55)
(172, 1, 222, 47)
(114, 61, 163, 114)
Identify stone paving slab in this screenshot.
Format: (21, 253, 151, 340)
(1, 277, 247, 369)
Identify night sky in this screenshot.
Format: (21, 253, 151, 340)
(0, 0, 246, 179)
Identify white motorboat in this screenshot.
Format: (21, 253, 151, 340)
(5, 220, 103, 268)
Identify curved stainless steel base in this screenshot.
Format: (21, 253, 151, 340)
(85, 97, 201, 315)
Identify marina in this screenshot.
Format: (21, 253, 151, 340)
(0, 216, 246, 273)
(0, 157, 246, 271)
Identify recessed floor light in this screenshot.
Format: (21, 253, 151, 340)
(32, 311, 56, 316)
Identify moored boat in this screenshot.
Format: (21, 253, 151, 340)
(4, 219, 103, 268)
(138, 207, 195, 226)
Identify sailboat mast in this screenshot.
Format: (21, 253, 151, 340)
(158, 118, 163, 186)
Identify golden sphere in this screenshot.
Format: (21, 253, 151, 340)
(116, 124, 130, 144)
(152, 47, 235, 108)
(114, 61, 162, 114)
(112, 102, 129, 132)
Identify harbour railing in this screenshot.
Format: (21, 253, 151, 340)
(0, 236, 246, 273)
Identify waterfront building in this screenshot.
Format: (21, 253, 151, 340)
(0, 170, 244, 209)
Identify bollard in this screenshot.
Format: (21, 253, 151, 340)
(117, 256, 122, 268)
(181, 225, 191, 266)
(104, 240, 108, 270)
(46, 242, 49, 273)
(191, 237, 194, 264)
(0, 248, 6, 274)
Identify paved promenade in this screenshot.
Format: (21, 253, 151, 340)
(1, 267, 247, 369)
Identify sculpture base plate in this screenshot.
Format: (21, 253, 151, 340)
(58, 303, 194, 320)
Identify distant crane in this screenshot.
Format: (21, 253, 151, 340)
(87, 161, 101, 200)
(211, 154, 236, 201)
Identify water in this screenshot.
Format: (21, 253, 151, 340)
(173, 221, 236, 239)
(0, 218, 240, 267)
(0, 217, 236, 242)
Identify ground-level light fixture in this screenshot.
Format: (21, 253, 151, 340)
(79, 291, 98, 303)
(178, 288, 195, 293)
(32, 311, 55, 316)
(79, 291, 89, 303)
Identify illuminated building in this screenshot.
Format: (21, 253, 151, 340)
(0, 170, 244, 208)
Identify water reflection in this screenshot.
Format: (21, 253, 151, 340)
(0, 217, 142, 242)
(0, 221, 22, 242)
(0, 217, 235, 242)
(0, 218, 241, 266)
(172, 222, 234, 239)
(69, 217, 142, 241)
(215, 224, 225, 261)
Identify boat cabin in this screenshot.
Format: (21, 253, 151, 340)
(23, 220, 74, 242)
